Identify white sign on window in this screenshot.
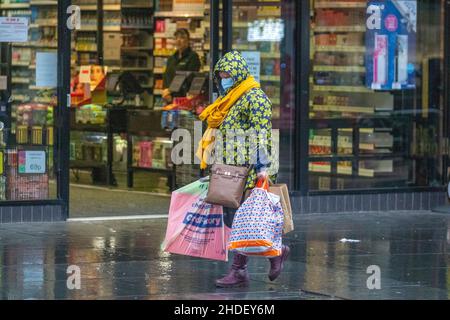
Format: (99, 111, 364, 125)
(0, 17, 28, 42)
(36, 52, 58, 87)
(241, 51, 261, 83)
(18, 150, 46, 174)
(247, 19, 284, 42)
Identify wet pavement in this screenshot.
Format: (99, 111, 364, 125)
(69, 184, 170, 218)
(0, 210, 449, 300)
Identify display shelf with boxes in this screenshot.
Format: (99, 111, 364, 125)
(69, 106, 127, 186)
(71, 0, 102, 72)
(2, 102, 54, 201)
(3, 0, 58, 95)
(118, 0, 154, 104)
(307, 0, 409, 191)
(0, 1, 59, 200)
(153, 0, 210, 99)
(126, 109, 176, 191)
(69, 1, 155, 187)
(126, 93, 206, 191)
(71, 0, 155, 96)
(231, 1, 283, 123)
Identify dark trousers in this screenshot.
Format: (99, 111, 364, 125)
(223, 206, 238, 229)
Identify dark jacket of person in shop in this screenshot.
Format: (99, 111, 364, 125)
(162, 28, 201, 102)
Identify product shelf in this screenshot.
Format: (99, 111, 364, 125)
(315, 45, 366, 53)
(75, 48, 98, 53)
(121, 47, 153, 51)
(340, 128, 376, 134)
(358, 168, 386, 178)
(314, 1, 367, 9)
(35, 97, 53, 104)
(77, 5, 97, 11)
(77, 4, 126, 11)
(30, 1, 57, 6)
(154, 12, 204, 18)
(311, 105, 375, 114)
(121, 25, 152, 31)
(12, 61, 30, 67)
(29, 86, 55, 91)
(260, 52, 281, 59)
(308, 164, 391, 178)
(154, 33, 204, 40)
(313, 65, 366, 73)
(314, 26, 366, 33)
(153, 67, 165, 74)
(260, 75, 280, 82)
(310, 133, 378, 149)
(11, 96, 53, 104)
(29, 23, 57, 29)
(233, 44, 257, 51)
(233, 22, 249, 28)
(103, 4, 121, 11)
(103, 26, 122, 32)
(122, 5, 153, 9)
(154, 53, 173, 57)
(12, 78, 30, 84)
(309, 163, 349, 174)
(12, 42, 58, 48)
(313, 85, 371, 93)
(309, 141, 376, 151)
(0, 3, 30, 9)
(78, 26, 98, 32)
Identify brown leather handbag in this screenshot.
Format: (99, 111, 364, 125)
(205, 164, 250, 209)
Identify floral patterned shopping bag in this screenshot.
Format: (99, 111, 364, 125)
(228, 178, 284, 257)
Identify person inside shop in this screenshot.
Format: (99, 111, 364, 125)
(162, 28, 201, 103)
(196, 50, 290, 288)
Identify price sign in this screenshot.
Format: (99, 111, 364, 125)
(18, 150, 46, 174)
(0, 17, 28, 42)
(241, 51, 261, 83)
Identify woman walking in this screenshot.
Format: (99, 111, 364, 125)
(196, 50, 290, 288)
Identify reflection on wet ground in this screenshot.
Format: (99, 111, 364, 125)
(0, 211, 449, 300)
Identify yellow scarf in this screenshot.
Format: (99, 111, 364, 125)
(195, 76, 260, 169)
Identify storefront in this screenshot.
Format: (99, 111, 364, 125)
(0, 0, 70, 222)
(0, 0, 448, 223)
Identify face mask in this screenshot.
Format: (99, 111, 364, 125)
(221, 77, 234, 92)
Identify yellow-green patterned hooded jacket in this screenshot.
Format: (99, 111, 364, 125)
(213, 50, 276, 190)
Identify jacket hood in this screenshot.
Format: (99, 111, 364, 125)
(214, 50, 250, 94)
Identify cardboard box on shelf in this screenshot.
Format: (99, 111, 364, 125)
(103, 33, 122, 61)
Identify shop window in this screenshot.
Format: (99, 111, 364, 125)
(231, 0, 296, 188)
(309, 0, 445, 191)
(1, 1, 60, 201)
